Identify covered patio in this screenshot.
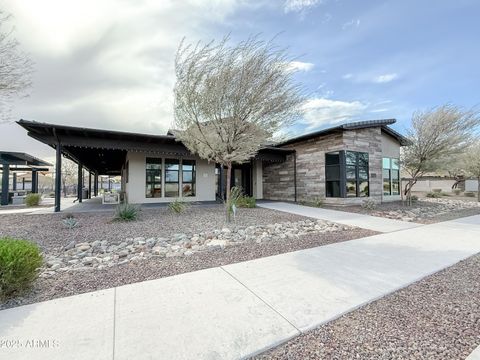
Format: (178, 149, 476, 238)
(0, 151, 51, 206)
(17, 119, 293, 212)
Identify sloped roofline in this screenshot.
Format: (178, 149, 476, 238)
(274, 118, 410, 146)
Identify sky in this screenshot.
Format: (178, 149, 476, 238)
(1, 0, 479, 160)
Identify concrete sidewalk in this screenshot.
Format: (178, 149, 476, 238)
(1, 216, 479, 360)
(258, 201, 422, 232)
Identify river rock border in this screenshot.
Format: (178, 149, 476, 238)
(371, 198, 480, 222)
(42, 219, 351, 277)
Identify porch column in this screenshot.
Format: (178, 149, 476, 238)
(94, 171, 98, 197)
(55, 144, 62, 212)
(12, 173, 17, 191)
(1, 164, 9, 205)
(22, 177, 25, 190)
(88, 172, 92, 199)
(77, 163, 83, 203)
(108, 176, 111, 191)
(32, 170, 38, 193)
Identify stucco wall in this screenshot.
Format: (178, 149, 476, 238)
(381, 132, 401, 158)
(125, 152, 216, 204)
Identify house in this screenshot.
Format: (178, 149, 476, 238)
(17, 118, 408, 211)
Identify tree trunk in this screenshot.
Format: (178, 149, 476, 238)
(225, 163, 232, 222)
(478, 176, 480, 202)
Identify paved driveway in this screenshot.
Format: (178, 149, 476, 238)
(1, 216, 479, 359)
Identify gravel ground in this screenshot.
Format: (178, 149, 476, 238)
(0, 227, 376, 310)
(254, 253, 480, 360)
(0, 206, 309, 254)
(326, 199, 480, 224)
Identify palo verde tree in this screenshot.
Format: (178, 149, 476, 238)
(0, 9, 33, 122)
(401, 105, 480, 203)
(173, 36, 304, 220)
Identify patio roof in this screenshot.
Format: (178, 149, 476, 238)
(0, 151, 51, 167)
(17, 120, 292, 174)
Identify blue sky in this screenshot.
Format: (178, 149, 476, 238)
(1, 0, 479, 158)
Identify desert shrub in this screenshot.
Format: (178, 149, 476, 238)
(453, 189, 461, 196)
(432, 188, 442, 193)
(426, 191, 441, 198)
(168, 199, 190, 214)
(62, 216, 78, 229)
(114, 203, 139, 221)
(236, 196, 256, 208)
(464, 192, 475, 197)
(25, 193, 41, 207)
(0, 238, 43, 300)
(361, 199, 377, 210)
(410, 195, 419, 202)
(228, 186, 244, 213)
(312, 197, 324, 207)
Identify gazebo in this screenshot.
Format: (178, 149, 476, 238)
(0, 151, 51, 206)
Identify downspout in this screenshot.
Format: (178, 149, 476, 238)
(293, 150, 297, 203)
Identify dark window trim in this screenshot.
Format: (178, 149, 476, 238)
(164, 158, 180, 197)
(325, 150, 369, 198)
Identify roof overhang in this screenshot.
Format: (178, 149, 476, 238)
(275, 119, 410, 147)
(0, 151, 51, 167)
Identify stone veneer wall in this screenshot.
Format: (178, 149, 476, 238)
(262, 127, 384, 204)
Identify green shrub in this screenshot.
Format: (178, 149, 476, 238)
(426, 191, 441, 198)
(0, 238, 43, 300)
(228, 186, 244, 213)
(464, 192, 475, 197)
(63, 217, 78, 229)
(236, 196, 256, 208)
(168, 199, 190, 214)
(114, 203, 139, 221)
(312, 197, 324, 207)
(432, 188, 442, 193)
(453, 189, 461, 196)
(25, 193, 41, 207)
(410, 195, 419, 202)
(361, 199, 377, 210)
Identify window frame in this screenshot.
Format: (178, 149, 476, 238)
(181, 159, 196, 197)
(145, 158, 162, 198)
(382, 157, 400, 196)
(325, 150, 369, 198)
(164, 158, 180, 197)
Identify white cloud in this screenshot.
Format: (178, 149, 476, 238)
(342, 73, 353, 79)
(342, 18, 361, 30)
(301, 98, 368, 129)
(287, 61, 315, 72)
(373, 73, 399, 83)
(1, 0, 244, 152)
(284, 0, 324, 13)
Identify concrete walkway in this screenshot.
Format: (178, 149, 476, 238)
(258, 201, 422, 232)
(1, 216, 479, 359)
(467, 346, 480, 360)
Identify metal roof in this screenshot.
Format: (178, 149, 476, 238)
(17, 120, 291, 172)
(0, 151, 52, 167)
(275, 119, 410, 146)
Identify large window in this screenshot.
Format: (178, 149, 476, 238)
(146, 158, 162, 198)
(325, 151, 369, 198)
(383, 157, 400, 195)
(182, 160, 196, 197)
(164, 159, 180, 197)
(325, 152, 342, 197)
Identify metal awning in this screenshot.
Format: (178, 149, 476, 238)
(0, 151, 51, 167)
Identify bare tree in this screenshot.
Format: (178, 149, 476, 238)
(401, 105, 480, 203)
(173, 35, 304, 220)
(61, 159, 78, 197)
(463, 141, 480, 202)
(0, 9, 33, 122)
